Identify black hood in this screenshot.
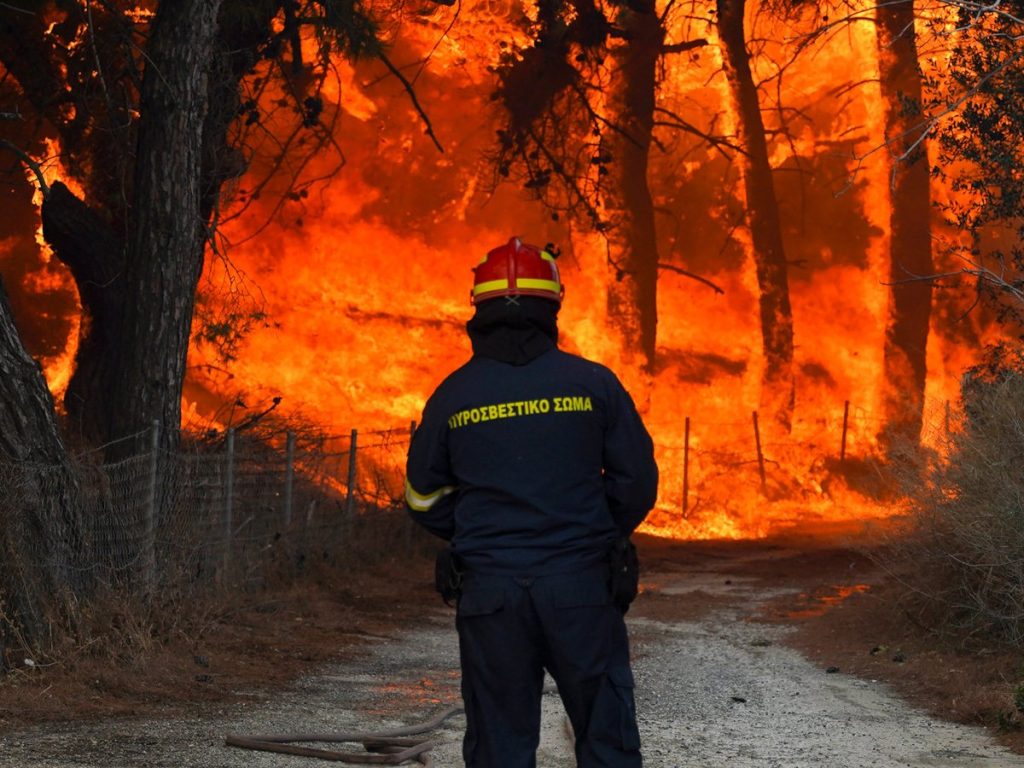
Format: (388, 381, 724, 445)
(466, 296, 559, 365)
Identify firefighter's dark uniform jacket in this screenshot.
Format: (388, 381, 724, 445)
(405, 297, 657, 767)
(406, 348, 656, 575)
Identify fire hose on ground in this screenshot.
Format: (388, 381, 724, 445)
(224, 703, 464, 766)
(224, 684, 566, 765)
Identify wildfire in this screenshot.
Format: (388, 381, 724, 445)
(21, 140, 83, 403)
(11, 0, 1001, 539)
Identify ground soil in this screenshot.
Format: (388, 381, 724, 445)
(628, 528, 1024, 757)
(0, 556, 439, 727)
(2, 527, 1023, 763)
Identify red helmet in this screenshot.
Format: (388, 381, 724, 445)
(471, 237, 564, 305)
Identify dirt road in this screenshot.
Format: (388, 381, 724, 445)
(1, 538, 1020, 767)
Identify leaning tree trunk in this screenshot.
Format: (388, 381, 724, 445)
(40, 182, 125, 444)
(601, 0, 662, 371)
(717, 0, 795, 431)
(26, 1, 269, 448)
(4, 0, 225, 455)
(0, 280, 82, 653)
(105, 0, 224, 459)
(0, 7, 129, 446)
(876, 0, 933, 452)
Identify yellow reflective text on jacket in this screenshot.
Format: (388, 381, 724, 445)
(447, 395, 593, 430)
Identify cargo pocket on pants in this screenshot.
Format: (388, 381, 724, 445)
(608, 665, 641, 752)
(456, 587, 505, 619)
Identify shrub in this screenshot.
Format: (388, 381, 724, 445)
(889, 349, 1024, 646)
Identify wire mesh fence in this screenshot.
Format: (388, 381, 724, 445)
(0, 423, 421, 629)
(0, 398, 958, 647)
(650, 398, 960, 516)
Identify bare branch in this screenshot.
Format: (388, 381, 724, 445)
(884, 265, 1024, 304)
(412, 0, 462, 87)
(652, 106, 742, 159)
(0, 139, 49, 198)
(569, 81, 645, 151)
(661, 38, 709, 54)
(376, 51, 444, 154)
(657, 262, 725, 294)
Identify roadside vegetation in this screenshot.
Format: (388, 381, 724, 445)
(888, 351, 1024, 647)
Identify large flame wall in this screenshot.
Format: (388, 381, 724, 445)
(4, 0, 1003, 538)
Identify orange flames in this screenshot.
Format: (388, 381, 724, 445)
(26, 140, 82, 402)
(12, 0, 1003, 539)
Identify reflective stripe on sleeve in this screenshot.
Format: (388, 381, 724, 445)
(405, 479, 456, 512)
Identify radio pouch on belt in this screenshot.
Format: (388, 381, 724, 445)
(609, 537, 639, 613)
(435, 548, 464, 607)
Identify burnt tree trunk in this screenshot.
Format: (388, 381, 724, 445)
(0, 281, 82, 652)
(717, 0, 795, 430)
(0, 7, 126, 446)
(0, 286, 70, 464)
(601, 0, 662, 370)
(105, 0, 224, 458)
(21, 2, 268, 448)
(40, 183, 125, 444)
(877, 1, 933, 451)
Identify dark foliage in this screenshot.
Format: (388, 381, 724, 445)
(929, 8, 1024, 331)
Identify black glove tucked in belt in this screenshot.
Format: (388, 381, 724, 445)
(434, 548, 464, 606)
(609, 537, 639, 613)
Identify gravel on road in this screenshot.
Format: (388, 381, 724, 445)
(0, 562, 1019, 768)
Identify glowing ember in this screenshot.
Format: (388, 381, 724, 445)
(787, 584, 872, 619)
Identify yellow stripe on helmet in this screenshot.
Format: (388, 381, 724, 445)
(472, 278, 510, 297)
(515, 278, 562, 294)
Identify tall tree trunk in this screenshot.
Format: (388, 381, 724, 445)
(717, 0, 795, 431)
(876, 1, 932, 451)
(0, 280, 81, 652)
(30, 3, 269, 448)
(105, 0, 224, 458)
(601, 0, 662, 370)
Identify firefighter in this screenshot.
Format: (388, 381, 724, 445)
(404, 236, 658, 768)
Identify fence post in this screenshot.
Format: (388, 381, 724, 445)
(284, 431, 295, 530)
(682, 416, 690, 516)
(752, 411, 767, 494)
(142, 420, 160, 592)
(345, 428, 358, 517)
(840, 400, 850, 464)
(224, 428, 235, 571)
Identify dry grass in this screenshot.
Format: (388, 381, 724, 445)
(880, 360, 1024, 647)
(0, 542, 439, 725)
(0, 498, 435, 675)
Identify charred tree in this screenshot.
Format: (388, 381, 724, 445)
(0, 281, 82, 651)
(716, 0, 795, 430)
(601, 0, 662, 369)
(104, 0, 223, 457)
(0, 0, 400, 653)
(876, 1, 933, 451)
(495, 0, 709, 371)
(0, 5, 129, 444)
(39, 183, 125, 444)
(1, 1, 313, 452)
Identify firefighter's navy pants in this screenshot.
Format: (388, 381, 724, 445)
(455, 567, 642, 768)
